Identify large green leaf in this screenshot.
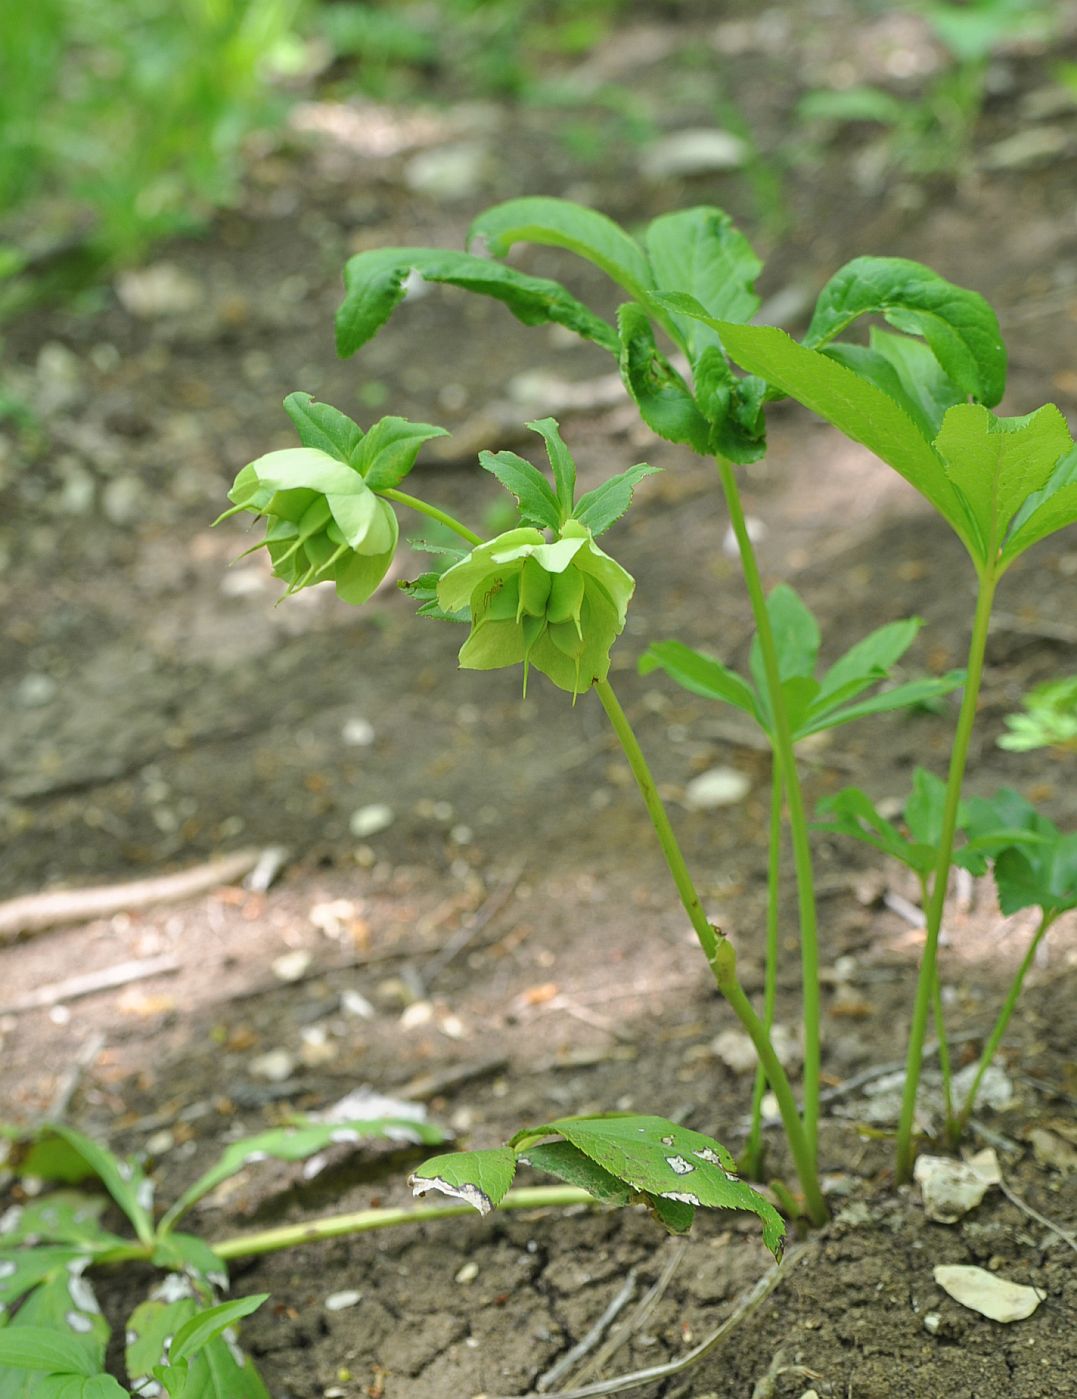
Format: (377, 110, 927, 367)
(23, 1129, 152, 1246)
(126, 1293, 269, 1399)
(815, 618, 922, 708)
(0, 1266, 109, 1399)
(710, 321, 977, 556)
(469, 197, 653, 301)
(0, 1330, 97, 1378)
(958, 789, 1077, 917)
(525, 1116, 784, 1259)
(520, 1142, 630, 1205)
(407, 1147, 517, 1215)
(1001, 444, 1077, 564)
(932, 404, 1076, 567)
(160, 1119, 444, 1231)
(34, 1378, 128, 1398)
(804, 256, 1006, 405)
(282, 393, 364, 469)
(644, 206, 762, 357)
(572, 463, 659, 538)
(335, 247, 618, 358)
(0, 1197, 123, 1255)
(639, 641, 760, 719)
(617, 302, 711, 453)
(814, 785, 937, 878)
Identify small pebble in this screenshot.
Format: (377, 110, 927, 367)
(455, 1261, 479, 1284)
(271, 950, 312, 983)
(249, 1048, 296, 1083)
(350, 804, 395, 839)
(324, 1290, 362, 1312)
(684, 767, 751, 810)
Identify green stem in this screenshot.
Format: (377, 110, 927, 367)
(949, 910, 1054, 1144)
(210, 1186, 596, 1261)
(379, 487, 483, 547)
(895, 570, 998, 1180)
(743, 757, 783, 1178)
(593, 678, 827, 1225)
(921, 874, 954, 1135)
(713, 454, 822, 1167)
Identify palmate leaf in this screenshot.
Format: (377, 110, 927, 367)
(159, 1118, 445, 1231)
(335, 247, 618, 359)
(803, 255, 1006, 406)
(824, 333, 962, 442)
(814, 784, 938, 878)
(639, 641, 761, 722)
(529, 1117, 784, 1259)
(617, 303, 711, 453)
(126, 1292, 269, 1399)
(0, 1195, 123, 1255)
(932, 404, 1076, 569)
(644, 206, 762, 358)
(1002, 444, 1077, 563)
(34, 1377, 127, 1398)
(956, 789, 1077, 917)
(0, 1264, 110, 1399)
(35, 1128, 153, 1247)
(469, 197, 654, 302)
(699, 320, 979, 558)
(282, 392, 364, 469)
(0, 1329, 98, 1378)
(408, 1115, 782, 1255)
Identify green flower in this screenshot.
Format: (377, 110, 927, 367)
(436, 520, 635, 697)
(219, 447, 399, 604)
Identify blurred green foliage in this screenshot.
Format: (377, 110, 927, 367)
(801, 0, 1059, 175)
(0, 0, 638, 295)
(1, 0, 305, 269)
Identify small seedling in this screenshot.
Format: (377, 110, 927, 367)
(999, 675, 1077, 752)
(0, 1113, 444, 1395)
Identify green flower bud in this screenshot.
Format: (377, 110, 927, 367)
(217, 447, 398, 605)
(436, 520, 635, 698)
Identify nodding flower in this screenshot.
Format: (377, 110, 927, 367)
(217, 447, 398, 605)
(436, 520, 635, 698)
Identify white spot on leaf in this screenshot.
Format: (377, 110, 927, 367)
(408, 1173, 493, 1215)
(66, 1311, 93, 1334)
(329, 1129, 363, 1145)
(661, 1191, 701, 1207)
(0, 1260, 16, 1279)
(666, 1156, 695, 1175)
(661, 1136, 674, 1146)
(0, 1207, 23, 1235)
(692, 1147, 722, 1165)
(68, 1273, 99, 1313)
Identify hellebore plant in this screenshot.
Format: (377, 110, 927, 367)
(208, 203, 1075, 1261)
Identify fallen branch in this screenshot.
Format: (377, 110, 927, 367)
(0, 955, 180, 1016)
(0, 848, 267, 942)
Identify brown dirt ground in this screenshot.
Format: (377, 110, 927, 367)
(2, 3, 1076, 1396)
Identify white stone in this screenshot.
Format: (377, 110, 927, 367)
(249, 1048, 296, 1082)
(642, 128, 748, 178)
(349, 803, 395, 838)
(271, 950, 313, 983)
(324, 1289, 362, 1312)
(914, 1156, 992, 1223)
(933, 1264, 1043, 1322)
(683, 766, 751, 810)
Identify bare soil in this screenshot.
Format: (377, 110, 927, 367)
(2, 3, 1076, 1396)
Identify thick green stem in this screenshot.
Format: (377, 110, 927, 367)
(713, 454, 822, 1166)
(210, 1186, 596, 1262)
(379, 487, 483, 547)
(949, 910, 1054, 1145)
(895, 571, 998, 1180)
(593, 679, 827, 1225)
(743, 758, 783, 1178)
